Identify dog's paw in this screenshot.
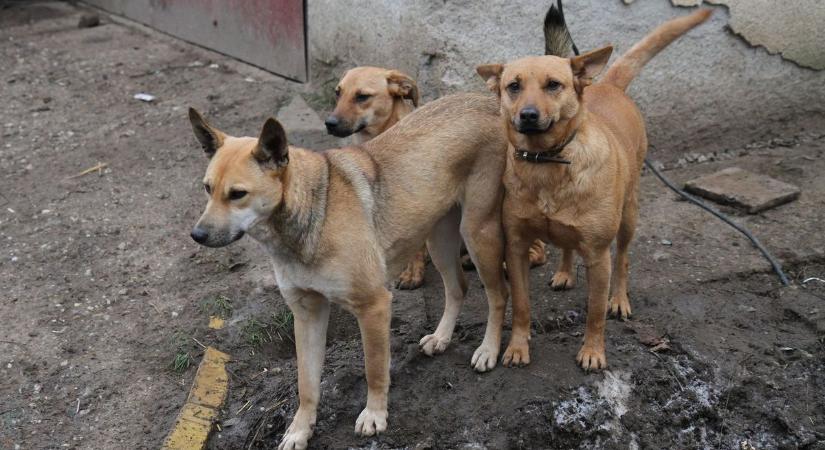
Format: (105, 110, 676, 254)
(502, 340, 531, 367)
(395, 264, 425, 290)
(576, 343, 607, 371)
(549, 271, 575, 290)
(460, 254, 476, 271)
(528, 241, 547, 267)
(471, 343, 499, 372)
(278, 419, 313, 450)
(419, 333, 451, 356)
(354, 407, 387, 436)
(608, 293, 632, 320)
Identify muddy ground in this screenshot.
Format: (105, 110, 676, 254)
(1, 2, 824, 450)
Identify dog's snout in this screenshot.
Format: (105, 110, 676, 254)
(324, 115, 340, 130)
(519, 107, 540, 123)
(190, 227, 209, 244)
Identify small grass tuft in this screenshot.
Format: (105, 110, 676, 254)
(201, 294, 233, 319)
(241, 318, 271, 348)
(169, 331, 193, 374)
(271, 309, 294, 343)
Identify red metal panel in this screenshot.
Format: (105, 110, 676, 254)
(83, 0, 307, 81)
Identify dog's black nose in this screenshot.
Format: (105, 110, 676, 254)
(190, 227, 208, 244)
(324, 115, 339, 130)
(519, 107, 540, 123)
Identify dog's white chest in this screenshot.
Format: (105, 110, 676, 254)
(267, 253, 351, 301)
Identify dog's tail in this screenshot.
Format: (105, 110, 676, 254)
(544, 0, 579, 57)
(602, 8, 712, 91)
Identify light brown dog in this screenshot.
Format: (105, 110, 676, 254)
(478, 8, 712, 370)
(324, 66, 419, 143)
(325, 66, 429, 290)
(188, 92, 509, 449)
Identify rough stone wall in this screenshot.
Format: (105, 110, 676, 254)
(307, 0, 825, 160)
(673, 0, 825, 70)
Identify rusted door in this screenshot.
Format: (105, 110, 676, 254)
(83, 0, 307, 81)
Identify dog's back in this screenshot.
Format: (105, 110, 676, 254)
(360, 92, 507, 270)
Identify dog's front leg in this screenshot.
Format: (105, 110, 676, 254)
(353, 288, 392, 436)
(502, 235, 534, 367)
(279, 290, 331, 450)
(577, 247, 611, 371)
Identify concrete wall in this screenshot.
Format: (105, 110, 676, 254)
(307, 0, 825, 161)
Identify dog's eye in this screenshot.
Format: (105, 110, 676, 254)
(334, 88, 341, 98)
(355, 93, 372, 103)
(204, 184, 212, 195)
(229, 189, 247, 200)
(546, 80, 562, 91)
(506, 82, 521, 94)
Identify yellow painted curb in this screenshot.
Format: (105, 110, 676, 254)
(161, 347, 230, 450)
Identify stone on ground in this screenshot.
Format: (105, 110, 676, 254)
(684, 167, 800, 213)
(276, 95, 338, 150)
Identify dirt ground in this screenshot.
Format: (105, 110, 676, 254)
(2, 2, 825, 450)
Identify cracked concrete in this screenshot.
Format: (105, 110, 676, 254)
(673, 0, 825, 70)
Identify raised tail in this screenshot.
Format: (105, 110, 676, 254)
(544, 0, 579, 57)
(602, 9, 712, 91)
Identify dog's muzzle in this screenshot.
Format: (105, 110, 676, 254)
(190, 226, 244, 248)
(515, 118, 554, 135)
(324, 115, 365, 137)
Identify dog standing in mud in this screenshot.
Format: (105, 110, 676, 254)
(188, 91, 510, 448)
(478, 7, 712, 369)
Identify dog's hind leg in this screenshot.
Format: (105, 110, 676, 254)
(528, 239, 548, 267)
(396, 247, 427, 290)
(460, 194, 508, 372)
(609, 194, 638, 320)
(419, 207, 467, 356)
(279, 289, 331, 450)
(550, 248, 577, 290)
(353, 288, 392, 437)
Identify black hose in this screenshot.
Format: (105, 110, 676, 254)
(644, 158, 790, 286)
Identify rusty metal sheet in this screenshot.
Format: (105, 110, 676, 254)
(83, 0, 307, 81)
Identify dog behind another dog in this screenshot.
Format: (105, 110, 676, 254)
(478, 6, 712, 370)
(324, 66, 430, 290)
(325, 66, 419, 144)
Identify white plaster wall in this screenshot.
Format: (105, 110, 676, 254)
(307, 0, 825, 159)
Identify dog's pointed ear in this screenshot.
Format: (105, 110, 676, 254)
(476, 64, 504, 94)
(189, 108, 225, 158)
(570, 45, 613, 93)
(386, 70, 419, 107)
(252, 118, 289, 167)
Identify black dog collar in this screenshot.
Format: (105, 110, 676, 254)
(514, 130, 577, 165)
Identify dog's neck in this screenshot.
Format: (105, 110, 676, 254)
(357, 98, 414, 142)
(249, 148, 329, 264)
(508, 110, 603, 189)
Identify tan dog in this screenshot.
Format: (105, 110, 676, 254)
(477, 8, 712, 370)
(188, 93, 509, 449)
(325, 66, 429, 290)
(325, 66, 419, 143)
